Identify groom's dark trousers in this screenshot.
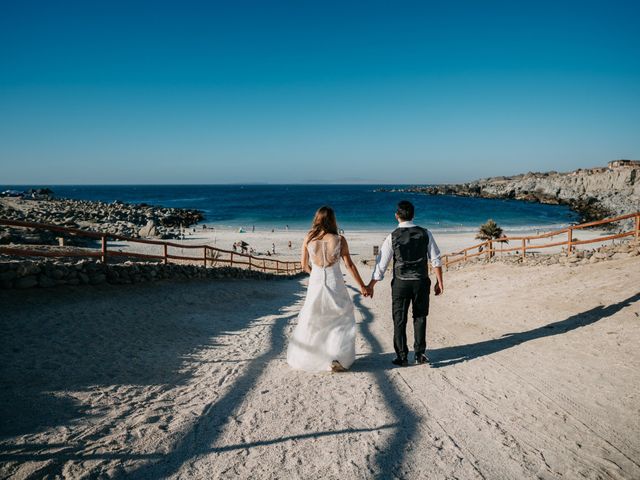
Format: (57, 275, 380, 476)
(391, 277, 430, 359)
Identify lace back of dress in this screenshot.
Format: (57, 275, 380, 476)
(308, 234, 342, 268)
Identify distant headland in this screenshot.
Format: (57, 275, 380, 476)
(379, 160, 640, 224)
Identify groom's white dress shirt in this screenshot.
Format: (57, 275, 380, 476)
(371, 221, 442, 281)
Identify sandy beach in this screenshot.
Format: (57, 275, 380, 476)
(116, 225, 616, 265)
(1, 241, 638, 479)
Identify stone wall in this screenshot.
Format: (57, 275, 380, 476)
(0, 259, 303, 290)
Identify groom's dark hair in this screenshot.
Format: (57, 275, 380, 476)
(396, 200, 414, 221)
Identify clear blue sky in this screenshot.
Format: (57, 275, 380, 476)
(1, 1, 639, 184)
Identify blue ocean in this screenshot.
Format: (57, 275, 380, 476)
(2, 184, 578, 232)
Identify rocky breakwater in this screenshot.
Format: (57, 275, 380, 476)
(0, 259, 302, 290)
(0, 196, 204, 245)
(383, 163, 639, 226)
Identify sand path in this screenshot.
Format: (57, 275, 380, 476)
(1, 258, 639, 479)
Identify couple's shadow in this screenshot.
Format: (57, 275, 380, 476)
(349, 284, 639, 370)
(350, 352, 437, 372)
(428, 292, 639, 368)
(349, 352, 406, 372)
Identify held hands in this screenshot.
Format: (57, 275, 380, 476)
(359, 282, 375, 297)
(360, 281, 441, 297)
(365, 282, 375, 298)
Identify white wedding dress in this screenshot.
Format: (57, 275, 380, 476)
(287, 234, 356, 372)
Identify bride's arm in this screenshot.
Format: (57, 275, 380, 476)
(301, 237, 311, 274)
(340, 236, 368, 296)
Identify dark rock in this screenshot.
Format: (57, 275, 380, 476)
(0, 270, 17, 281)
(15, 275, 38, 288)
(89, 273, 106, 285)
(51, 268, 66, 279)
(38, 275, 56, 288)
(17, 263, 41, 276)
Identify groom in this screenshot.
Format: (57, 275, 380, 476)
(367, 200, 444, 366)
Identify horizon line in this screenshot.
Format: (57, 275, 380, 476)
(2, 182, 437, 187)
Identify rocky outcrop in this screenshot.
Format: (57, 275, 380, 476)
(138, 220, 159, 238)
(382, 164, 639, 225)
(0, 197, 204, 244)
(0, 259, 303, 290)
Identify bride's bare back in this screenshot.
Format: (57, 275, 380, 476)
(300, 230, 367, 298)
(307, 234, 342, 268)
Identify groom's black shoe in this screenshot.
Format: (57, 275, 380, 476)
(391, 357, 409, 367)
(415, 353, 429, 365)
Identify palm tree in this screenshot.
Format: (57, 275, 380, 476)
(476, 219, 507, 257)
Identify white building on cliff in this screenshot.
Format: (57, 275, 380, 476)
(608, 159, 640, 169)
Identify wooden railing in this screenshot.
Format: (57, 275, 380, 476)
(0, 219, 303, 275)
(441, 211, 640, 269)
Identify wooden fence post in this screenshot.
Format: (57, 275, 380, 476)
(203, 247, 207, 267)
(101, 235, 107, 264)
(276, 260, 280, 274)
(263, 259, 266, 272)
(521, 238, 526, 260)
(163, 244, 168, 265)
(487, 240, 492, 260)
(248, 256, 252, 271)
(567, 227, 573, 254)
(230, 252, 234, 268)
(635, 214, 640, 243)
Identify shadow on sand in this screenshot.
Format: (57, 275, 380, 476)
(0, 279, 302, 473)
(118, 283, 401, 478)
(116, 309, 297, 478)
(348, 285, 421, 480)
(9, 278, 623, 477)
(428, 292, 640, 368)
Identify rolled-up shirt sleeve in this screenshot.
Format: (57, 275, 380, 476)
(427, 230, 442, 267)
(372, 234, 393, 281)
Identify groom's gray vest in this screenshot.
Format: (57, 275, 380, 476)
(392, 226, 429, 281)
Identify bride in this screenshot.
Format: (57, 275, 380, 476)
(287, 206, 369, 373)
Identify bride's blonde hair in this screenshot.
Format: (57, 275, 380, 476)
(307, 206, 338, 242)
